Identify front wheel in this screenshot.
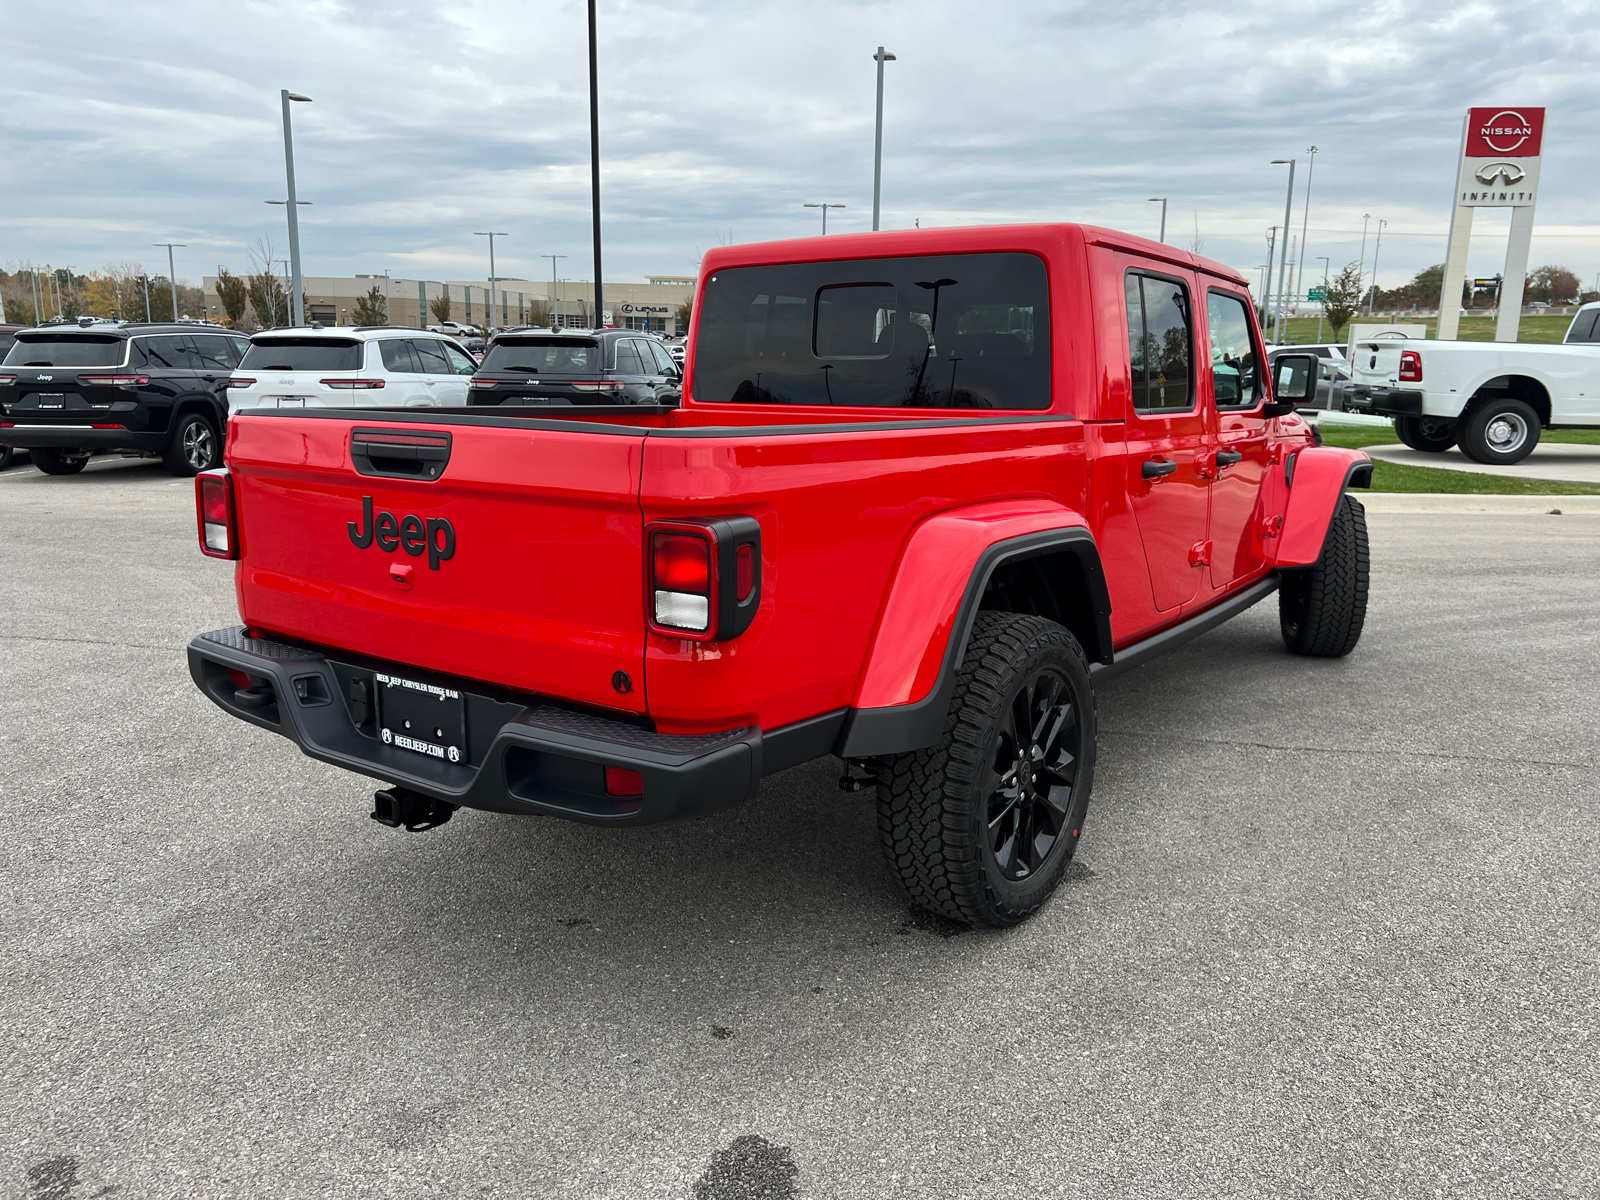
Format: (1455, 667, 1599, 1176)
(1280, 493, 1369, 657)
(876, 612, 1096, 928)
(1395, 414, 1455, 453)
(32, 447, 89, 476)
(1457, 396, 1540, 465)
(162, 412, 221, 476)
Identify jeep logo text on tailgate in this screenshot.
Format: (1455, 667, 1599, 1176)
(348, 496, 456, 569)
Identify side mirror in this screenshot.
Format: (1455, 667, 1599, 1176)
(1265, 352, 1317, 417)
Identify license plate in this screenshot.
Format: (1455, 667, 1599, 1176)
(376, 673, 466, 763)
(36, 393, 65, 407)
(274, 397, 308, 407)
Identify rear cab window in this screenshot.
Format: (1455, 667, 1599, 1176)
(4, 335, 124, 367)
(1566, 308, 1600, 343)
(241, 338, 364, 372)
(691, 251, 1050, 409)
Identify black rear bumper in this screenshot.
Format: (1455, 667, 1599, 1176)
(0, 426, 167, 452)
(1342, 386, 1424, 417)
(187, 627, 766, 826)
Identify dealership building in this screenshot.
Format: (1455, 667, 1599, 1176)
(198, 274, 695, 333)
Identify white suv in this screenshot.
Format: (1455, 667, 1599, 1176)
(228, 327, 479, 412)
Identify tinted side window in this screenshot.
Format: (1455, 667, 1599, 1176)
(692, 252, 1050, 409)
(230, 337, 251, 364)
(442, 343, 478, 375)
(1567, 309, 1600, 343)
(612, 340, 645, 374)
(1205, 291, 1261, 409)
(380, 340, 420, 373)
(195, 335, 236, 371)
(649, 340, 677, 374)
(413, 339, 452, 375)
(1125, 272, 1193, 413)
(0, 334, 15, 361)
(143, 335, 193, 371)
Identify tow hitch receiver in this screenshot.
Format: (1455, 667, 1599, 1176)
(371, 786, 456, 832)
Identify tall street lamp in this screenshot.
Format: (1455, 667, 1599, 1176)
(1147, 197, 1167, 244)
(1367, 219, 1387, 315)
(1294, 145, 1317, 315)
(804, 203, 846, 235)
(872, 47, 896, 231)
(1315, 255, 1330, 343)
(475, 233, 508, 332)
(1356, 213, 1372, 294)
(542, 254, 567, 328)
(279, 90, 313, 326)
(153, 243, 185, 321)
(587, 0, 605, 329)
(1270, 159, 1297, 344)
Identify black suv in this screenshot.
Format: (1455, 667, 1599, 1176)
(466, 329, 681, 406)
(0, 323, 248, 476)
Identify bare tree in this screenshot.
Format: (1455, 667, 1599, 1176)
(246, 239, 289, 329)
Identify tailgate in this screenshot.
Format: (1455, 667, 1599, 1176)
(227, 413, 648, 714)
(1350, 341, 1405, 384)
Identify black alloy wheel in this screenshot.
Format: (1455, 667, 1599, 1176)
(163, 412, 220, 476)
(986, 666, 1080, 882)
(877, 611, 1097, 928)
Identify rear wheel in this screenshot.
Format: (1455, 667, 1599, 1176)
(1280, 493, 1369, 657)
(0, 446, 13, 471)
(876, 612, 1096, 928)
(32, 447, 89, 476)
(163, 412, 220, 476)
(1457, 396, 1540, 465)
(1395, 414, 1455, 453)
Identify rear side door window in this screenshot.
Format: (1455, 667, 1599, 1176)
(194, 335, 237, 373)
(1125, 272, 1193, 413)
(648, 340, 677, 375)
(379, 339, 421, 373)
(612, 339, 646, 375)
(412, 339, 453, 375)
(441, 343, 478, 375)
(142, 335, 195, 372)
(1204, 291, 1262, 410)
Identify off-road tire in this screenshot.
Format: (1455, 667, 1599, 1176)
(876, 612, 1096, 928)
(1395, 414, 1455, 453)
(31, 447, 88, 476)
(1280, 493, 1369, 657)
(1456, 396, 1540, 465)
(163, 412, 221, 476)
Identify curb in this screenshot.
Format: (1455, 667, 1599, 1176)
(1356, 493, 1600, 514)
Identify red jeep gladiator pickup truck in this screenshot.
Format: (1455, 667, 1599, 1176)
(188, 224, 1371, 927)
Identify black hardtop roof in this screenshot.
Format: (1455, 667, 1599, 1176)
(14, 323, 231, 339)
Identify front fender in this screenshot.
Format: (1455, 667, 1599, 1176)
(1276, 446, 1372, 568)
(837, 500, 1107, 758)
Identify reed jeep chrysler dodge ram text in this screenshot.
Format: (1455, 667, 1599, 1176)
(188, 224, 1372, 927)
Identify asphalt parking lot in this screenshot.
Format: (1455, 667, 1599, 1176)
(2, 456, 1596, 1200)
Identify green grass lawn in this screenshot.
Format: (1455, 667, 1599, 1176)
(1276, 312, 1579, 346)
(1314, 420, 1600, 494)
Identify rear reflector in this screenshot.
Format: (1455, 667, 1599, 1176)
(195, 470, 237, 559)
(736, 543, 754, 602)
(604, 765, 644, 797)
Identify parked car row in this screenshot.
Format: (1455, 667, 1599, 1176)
(0, 321, 686, 478)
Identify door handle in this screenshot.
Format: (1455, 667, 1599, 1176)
(1216, 450, 1243, 468)
(201, 374, 217, 382)
(1141, 458, 1178, 479)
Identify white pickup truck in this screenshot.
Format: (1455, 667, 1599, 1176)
(1343, 319, 1600, 463)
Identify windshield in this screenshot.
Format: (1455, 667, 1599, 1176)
(479, 337, 601, 373)
(3, 335, 124, 367)
(240, 338, 363, 372)
(691, 252, 1051, 408)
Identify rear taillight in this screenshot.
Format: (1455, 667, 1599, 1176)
(227, 377, 256, 389)
(570, 380, 626, 393)
(467, 379, 498, 389)
(321, 378, 386, 389)
(647, 517, 763, 642)
(195, 470, 238, 559)
(0, 375, 15, 386)
(78, 374, 150, 386)
(1398, 350, 1422, 383)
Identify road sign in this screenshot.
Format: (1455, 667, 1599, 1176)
(1307, 286, 1326, 301)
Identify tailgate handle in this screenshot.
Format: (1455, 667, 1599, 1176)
(351, 428, 452, 480)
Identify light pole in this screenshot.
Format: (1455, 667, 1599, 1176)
(1315, 255, 1330, 343)
(1356, 213, 1371, 296)
(804, 203, 846, 234)
(588, 0, 605, 329)
(1148, 197, 1167, 244)
(871, 46, 896, 231)
(1270, 159, 1296, 344)
(153, 243, 185, 321)
(141, 272, 150, 322)
(1294, 145, 1317, 316)
(1367, 220, 1387, 315)
(1263, 227, 1278, 325)
(542, 254, 567, 328)
(474, 233, 508, 332)
(30, 268, 42, 325)
(279, 90, 313, 326)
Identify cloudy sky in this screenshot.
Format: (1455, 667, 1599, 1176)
(4, 0, 1598, 298)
